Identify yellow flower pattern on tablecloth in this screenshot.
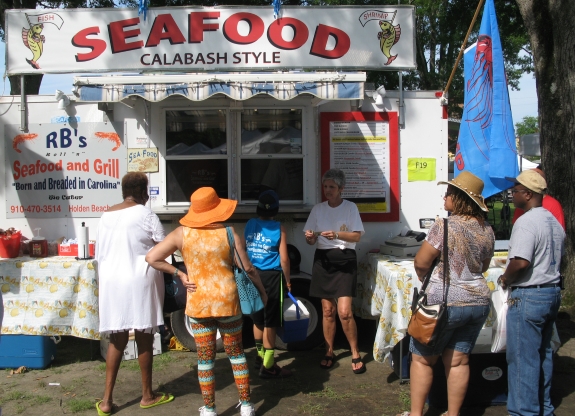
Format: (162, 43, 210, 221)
(354, 253, 511, 363)
(0, 256, 100, 340)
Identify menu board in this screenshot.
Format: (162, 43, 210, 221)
(321, 112, 399, 222)
(330, 121, 390, 213)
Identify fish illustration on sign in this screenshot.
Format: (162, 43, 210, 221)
(377, 18, 401, 65)
(358, 10, 402, 66)
(21, 13, 64, 70)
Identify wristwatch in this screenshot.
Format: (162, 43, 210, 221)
(173, 267, 179, 278)
(497, 275, 504, 286)
(335, 232, 339, 240)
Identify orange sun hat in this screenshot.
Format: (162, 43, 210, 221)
(179, 187, 237, 228)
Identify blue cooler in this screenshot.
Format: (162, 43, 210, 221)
(278, 293, 309, 343)
(0, 335, 59, 369)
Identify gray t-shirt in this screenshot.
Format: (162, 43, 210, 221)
(507, 207, 565, 287)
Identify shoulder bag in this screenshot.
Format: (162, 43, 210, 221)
(407, 218, 449, 347)
(225, 227, 264, 315)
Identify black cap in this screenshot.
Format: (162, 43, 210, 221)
(256, 190, 279, 217)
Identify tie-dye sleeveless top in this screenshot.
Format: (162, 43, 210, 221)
(182, 225, 241, 318)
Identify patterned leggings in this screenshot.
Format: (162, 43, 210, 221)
(189, 314, 250, 409)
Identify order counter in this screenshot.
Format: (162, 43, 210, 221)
(353, 253, 560, 363)
(0, 256, 99, 340)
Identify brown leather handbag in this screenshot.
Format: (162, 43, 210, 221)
(407, 218, 448, 347)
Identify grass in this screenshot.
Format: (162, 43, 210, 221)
(298, 402, 324, 415)
(307, 385, 361, 401)
(66, 398, 94, 413)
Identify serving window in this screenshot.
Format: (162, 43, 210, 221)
(165, 109, 228, 203)
(164, 107, 305, 205)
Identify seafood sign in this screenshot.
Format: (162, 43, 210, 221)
(6, 6, 415, 74)
(5, 122, 127, 219)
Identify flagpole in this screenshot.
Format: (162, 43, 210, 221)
(442, 0, 485, 99)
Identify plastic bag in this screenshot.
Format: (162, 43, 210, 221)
(491, 288, 508, 353)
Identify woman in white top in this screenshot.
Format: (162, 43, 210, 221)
(95, 172, 177, 415)
(304, 169, 366, 374)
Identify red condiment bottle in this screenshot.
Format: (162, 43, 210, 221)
(29, 228, 48, 257)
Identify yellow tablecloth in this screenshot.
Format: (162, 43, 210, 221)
(0, 256, 99, 340)
(354, 253, 502, 363)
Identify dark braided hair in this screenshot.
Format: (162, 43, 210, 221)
(449, 186, 486, 225)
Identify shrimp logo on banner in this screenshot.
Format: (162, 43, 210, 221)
(21, 12, 64, 70)
(358, 10, 401, 66)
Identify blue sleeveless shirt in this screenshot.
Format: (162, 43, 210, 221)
(244, 218, 281, 270)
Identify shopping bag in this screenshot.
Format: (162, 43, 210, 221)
(491, 288, 508, 353)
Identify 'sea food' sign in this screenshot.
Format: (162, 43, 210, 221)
(6, 6, 415, 74)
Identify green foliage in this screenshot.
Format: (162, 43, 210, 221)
(515, 115, 539, 136)
(66, 398, 95, 412)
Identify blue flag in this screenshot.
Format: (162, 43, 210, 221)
(454, 0, 519, 198)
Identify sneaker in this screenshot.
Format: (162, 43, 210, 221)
(254, 355, 263, 370)
(259, 363, 292, 379)
(199, 405, 217, 416)
(237, 402, 256, 416)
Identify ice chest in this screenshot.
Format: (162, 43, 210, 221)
(0, 335, 59, 369)
(428, 352, 508, 408)
(278, 292, 309, 343)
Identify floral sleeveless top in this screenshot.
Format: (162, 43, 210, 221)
(182, 225, 241, 318)
(426, 216, 495, 306)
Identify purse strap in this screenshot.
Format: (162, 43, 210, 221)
(420, 218, 448, 298)
(225, 226, 248, 272)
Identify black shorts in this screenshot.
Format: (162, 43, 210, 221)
(251, 269, 284, 328)
(310, 248, 357, 298)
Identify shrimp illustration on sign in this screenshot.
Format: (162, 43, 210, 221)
(12, 133, 39, 153)
(358, 10, 401, 66)
(21, 13, 64, 70)
(94, 132, 122, 151)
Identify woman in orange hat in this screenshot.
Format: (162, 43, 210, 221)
(146, 187, 267, 416)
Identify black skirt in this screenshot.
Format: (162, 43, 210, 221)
(310, 248, 357, 298)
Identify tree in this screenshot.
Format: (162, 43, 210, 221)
(515, 0, 575, 292)
(515, 115, 539, 137)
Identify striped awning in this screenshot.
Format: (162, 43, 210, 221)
(73, 72, 366, 103)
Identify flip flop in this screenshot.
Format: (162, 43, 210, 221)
(95, 400, 112, 416)
(352, 357, 366, 374)
(139, 392, 175, 409)
(319, 355, 336, 369)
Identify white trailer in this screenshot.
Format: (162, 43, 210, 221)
(1, 82, 448, 349)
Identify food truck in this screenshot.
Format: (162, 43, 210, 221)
(2, 5, 449, 351)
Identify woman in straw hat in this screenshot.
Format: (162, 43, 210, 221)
(398, 171, 495, 416)
(146, 187, 267, 416)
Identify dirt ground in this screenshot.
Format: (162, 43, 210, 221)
(1, 314, 575, 416)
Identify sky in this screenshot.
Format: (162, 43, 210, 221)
(0, 42, 539, 128)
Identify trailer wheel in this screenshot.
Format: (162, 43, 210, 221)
(170, 309, 224, 352)
(275, 279, 323, 351)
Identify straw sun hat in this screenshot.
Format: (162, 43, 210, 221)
(180, 187, 237, 227)
(438, 171, 488, 212)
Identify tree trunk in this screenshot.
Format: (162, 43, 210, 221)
(516, 0, 575, 292)
(8, 75, 44, 96)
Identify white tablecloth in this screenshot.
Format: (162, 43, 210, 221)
(354, 253, 507, 363)
(1, 256, 100, 340)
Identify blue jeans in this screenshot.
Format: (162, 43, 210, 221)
(506, 286, 561, 416)
(410, 304, 490, 357)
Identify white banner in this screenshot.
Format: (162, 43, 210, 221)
(4, 122, 126, 218)
(6, 6, 415, 74)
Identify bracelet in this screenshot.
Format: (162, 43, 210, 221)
(335, 232, 339, 240)
(173, 267, 179, 278)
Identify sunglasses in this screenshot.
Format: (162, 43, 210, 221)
(511, 189, 529, 195)
(444, 191, 453, 198)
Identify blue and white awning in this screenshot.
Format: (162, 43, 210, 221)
(73, 72, 365, 102)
